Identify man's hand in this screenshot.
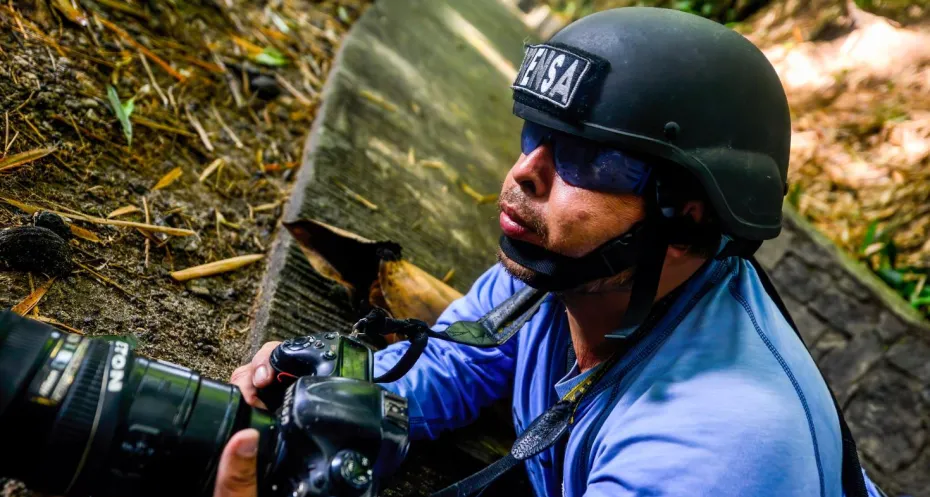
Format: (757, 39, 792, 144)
(229, 342, 281, 409)
(213, 428, 259, 497)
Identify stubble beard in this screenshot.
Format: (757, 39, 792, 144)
(497, 248, 636, 295)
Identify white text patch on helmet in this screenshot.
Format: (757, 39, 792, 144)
(512, 44, 592, 109)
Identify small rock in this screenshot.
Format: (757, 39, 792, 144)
(35, 212, 72, 241)
(251, 75, 281, 101)
(189, 285, 211, 297)
(0, 225, 72, 276)
(183, 238, 201, 252)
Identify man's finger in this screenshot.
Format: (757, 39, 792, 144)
(250, 341, 280, 388)
(230, 366, 266, 409)
(214, 429, 260, 497)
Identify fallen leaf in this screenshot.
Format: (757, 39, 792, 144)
(170, 254, 264, 281)
(199, 158, 224, 182)
(153, 167, 183, 190)
(359, 89, 398, 113)
(0, 147, 58, 173)
(12, 277, 56, 315)
(69, 225, 101, 243)
(253, 47, 288, 67)
(378, 259, 462, 324)
(0, 197, 40, 214)
(285, 219, 400, 302)
(107, 205, 140, 218)
(52, 0, 88, 26)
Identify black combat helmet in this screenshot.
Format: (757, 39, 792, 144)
(501, 7, 793, 329)
(512, 7, 791, 241)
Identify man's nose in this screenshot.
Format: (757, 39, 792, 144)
(510, 145, 555, 198)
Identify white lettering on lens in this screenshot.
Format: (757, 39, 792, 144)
(549, 60, 579, 104)
(107, 341, 130, 392)
(541, 54, 565, 93)
(519, 47, 545, 86)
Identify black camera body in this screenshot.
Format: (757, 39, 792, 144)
(262, 335, 409, 497)
(269, 376, 408, 497)
(0, 311, 409, 497)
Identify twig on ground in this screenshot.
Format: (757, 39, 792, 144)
(209, 106, 244, 148)
(185, 107, 214, 152)
(75, 261, 138, 300)
(97, 16, 186, 81)
(143, 196, 150, 269)
(0, 197, 196, 237)
(170, 254, 264, 282)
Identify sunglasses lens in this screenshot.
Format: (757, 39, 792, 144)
(555, 141, 651, 194)
(519, 121, 652, 194)
(520, 121, 549, 155)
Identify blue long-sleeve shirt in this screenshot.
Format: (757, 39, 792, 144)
(375, 257, 883, 496)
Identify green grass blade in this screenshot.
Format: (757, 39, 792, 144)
(107, 85, 133, 146)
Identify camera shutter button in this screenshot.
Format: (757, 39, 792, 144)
(322, 351, 336, 360)
(284, 337, 313, 350)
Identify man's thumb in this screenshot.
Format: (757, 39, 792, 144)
(214, 428, 260, 497)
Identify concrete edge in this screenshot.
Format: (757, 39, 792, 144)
(783, 205, 930, 335)
(246, 5, 360, 359)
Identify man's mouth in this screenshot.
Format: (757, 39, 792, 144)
(499, 204, 541, 244)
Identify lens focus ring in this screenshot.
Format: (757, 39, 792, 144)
(35, 340, 110, 494)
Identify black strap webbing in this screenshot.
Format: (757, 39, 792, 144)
(430, 454, 521, 497)
(748, 255, 869, 497)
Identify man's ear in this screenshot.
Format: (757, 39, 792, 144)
(667, 201, 705, 259)
(681, 200, 705, 222)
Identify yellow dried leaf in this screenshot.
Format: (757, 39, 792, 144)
(153, 167, 183, 190)
(378, 260, 462, 324)
(0, 197, 40, 214)
(170, 254, 264, 282)
(199, 158, 224, 182)
(359, 89, 398, 113)
(107, 205, 140, 219)
(458, 181, 497, 204)
(12, 277, 56, 315)
(70, 225, 101, 243)
(0, 147, 57, 172)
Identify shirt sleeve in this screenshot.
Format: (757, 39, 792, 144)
(374, 264, 523, 440)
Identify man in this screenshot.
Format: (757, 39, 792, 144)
(228, 7, 885, 497)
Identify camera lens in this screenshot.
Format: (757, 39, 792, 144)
(0, 311, 274, 497)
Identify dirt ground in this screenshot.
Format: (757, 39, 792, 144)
(0, 0, 369, 380)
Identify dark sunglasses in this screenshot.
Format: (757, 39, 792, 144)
(520, 121, 652, 194)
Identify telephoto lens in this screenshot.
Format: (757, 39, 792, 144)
(0, 311, 275, 497)
(0, 310, 410, 497)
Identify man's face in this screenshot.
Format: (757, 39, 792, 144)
(497, 142, 645, 285)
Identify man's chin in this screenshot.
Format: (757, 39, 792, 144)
(497, 249, 539, 284)
(497, 249, 635, 295)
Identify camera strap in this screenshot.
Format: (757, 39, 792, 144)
(429, 283, 683, 497)
(430, 352, 623, 497)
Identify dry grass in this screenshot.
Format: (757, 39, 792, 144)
(0, 0, 370, 379)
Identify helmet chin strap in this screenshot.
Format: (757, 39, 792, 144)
(499, 177, 697, 336)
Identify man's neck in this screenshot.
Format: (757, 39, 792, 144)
(561, 256, 708, 373)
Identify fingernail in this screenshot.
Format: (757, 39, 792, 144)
(236, 431, 258, 458)
(253, 366, 268, 386)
